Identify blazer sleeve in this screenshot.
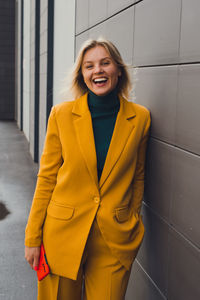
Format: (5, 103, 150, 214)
(131, 111, 151, 215)
(25, 106, 63, 247)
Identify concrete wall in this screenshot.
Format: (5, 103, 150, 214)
(75, 0, 200, 299)
(16, 0, 76, 160)
(38, 0, 48, 159)
(0, 0, 15, 120)
(29, 0, 36, 159)
(53, 0, 75, 105)
(23, 0, 31, 140)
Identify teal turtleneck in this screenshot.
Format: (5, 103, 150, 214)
(87, 89, 120, 181)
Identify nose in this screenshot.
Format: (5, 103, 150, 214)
(94, 64, 103, 74)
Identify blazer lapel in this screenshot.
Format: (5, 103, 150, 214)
(72, 93, 99, 189)
(99, 96, 136, 189)
(72, 93, 136, 191)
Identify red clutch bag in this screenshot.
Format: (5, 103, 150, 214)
(36, 243, 50, 281)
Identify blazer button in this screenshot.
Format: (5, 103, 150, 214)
(94, 197, 100, 204)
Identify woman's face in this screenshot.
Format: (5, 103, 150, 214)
(81, 45, 121, 96)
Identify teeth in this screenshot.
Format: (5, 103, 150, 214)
(93, 78, 107, 83)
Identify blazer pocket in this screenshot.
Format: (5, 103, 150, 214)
(115, 206, 130, 223)
(47, 201, 74, 220)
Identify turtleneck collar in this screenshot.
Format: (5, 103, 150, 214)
(87, 89, 119, 112)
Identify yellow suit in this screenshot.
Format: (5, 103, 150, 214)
(25, 93, 150, 281)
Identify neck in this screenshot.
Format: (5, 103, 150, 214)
(88, 89, 119, 108)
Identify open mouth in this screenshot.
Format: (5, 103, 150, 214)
(93, 77, 108, 85)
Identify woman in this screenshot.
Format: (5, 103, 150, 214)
(25, 38, 151, 300)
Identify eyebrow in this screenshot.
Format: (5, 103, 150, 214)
(82, 57, 111, 65)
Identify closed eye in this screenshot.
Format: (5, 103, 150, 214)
(102, 61, 110, 66)
(85, 65, 93, 69)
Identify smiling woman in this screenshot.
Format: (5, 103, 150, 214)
(81, 46, 121, 96)
(67, 38, 132, 99)
(25, 38, 151, 300)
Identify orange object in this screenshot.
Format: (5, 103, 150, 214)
(36, 243, 50, 281)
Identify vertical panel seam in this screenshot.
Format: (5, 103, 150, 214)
(34, 0, 40, 162)
(46, 0, 54, 125)
(20, 0, 24, 130)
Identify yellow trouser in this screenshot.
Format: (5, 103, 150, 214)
(37, 219, 131, 300)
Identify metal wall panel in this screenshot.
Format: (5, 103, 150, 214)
(107, 0, 135, 16)
(126, 261, 166, 300)
(175, 64, 200, 155)
(89, 22, 106, 40)
(133, 66, 178, 144)
(133, 0, 181, 66)
(75, 0, 89, 34)
(145, 138, 174, 221)
(89, 0, 107, 27)
(75, 31, 89, 57)
(137, 205, 169, 296)
(180, 0, 200, 63)
(106, 7, 134, 64)
(171, 148, 200, 248)
(167, 228, 200, 299)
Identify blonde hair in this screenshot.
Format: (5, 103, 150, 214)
(63, 38, 132, 100)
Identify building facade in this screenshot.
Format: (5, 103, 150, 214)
(15, 0, 200, 299)
(0, 0, 15, 120)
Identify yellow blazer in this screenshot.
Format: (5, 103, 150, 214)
(25, 93, 150, 280)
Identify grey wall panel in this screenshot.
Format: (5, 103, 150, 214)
(133, 0, 181, 66)
(39, 0, 48, 160)
(144, 138, 174, 222)
(31, 0, 35, 11)
(133, 66, 178, 144)
(75, 0, 89, 34)
(40, 30, 47, 55)
(107, 0, 135, 16)
(30, 59, 35, 160)
(175, 64, 200, 155)
(39, 71, 47, 159)
(40, 0, 47, 15)
(180, 0, 200, 63)
(75, 31, 89, 58)
(126, 261, 166, 300)
(40, 8, 48, 34)
(89, 0, 107, 27)
(40, 49, 47, 74)
(168, 228, 200, 300)
(137, 205, 169, 296)
(29, 0, 35, 160)
(89, 22, 106, 40)
(106, 7, 134, 65)
(170, 149, 200, 248)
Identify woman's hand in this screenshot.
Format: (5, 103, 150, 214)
(25, 246, 40, 270)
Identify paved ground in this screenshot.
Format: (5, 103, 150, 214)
(0, 121, 38, 300)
